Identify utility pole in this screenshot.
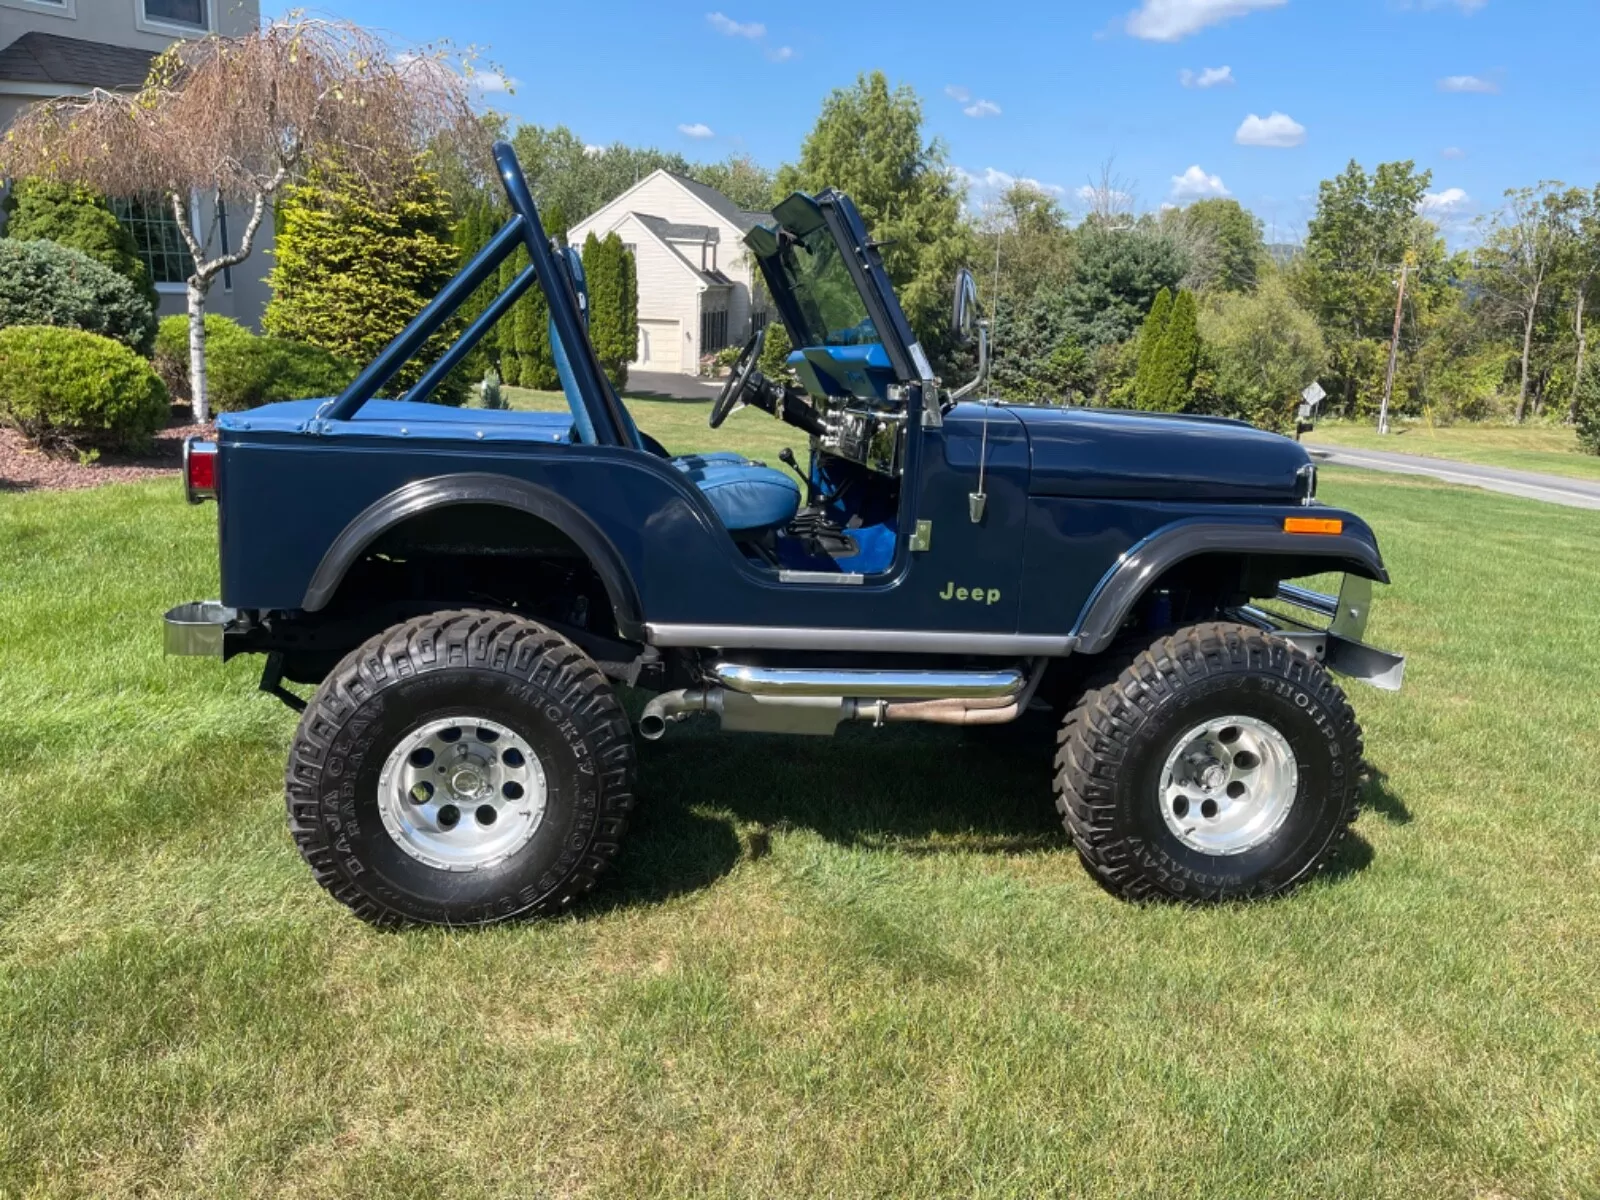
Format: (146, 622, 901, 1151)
(1378, 253, 1415, 435)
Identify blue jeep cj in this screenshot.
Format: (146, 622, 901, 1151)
(167, 143, 1404, 925)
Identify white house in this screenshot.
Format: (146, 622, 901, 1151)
(0, 0, 271, 328)
(567, 170, 769, 376)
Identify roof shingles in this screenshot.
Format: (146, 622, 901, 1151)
(0, 32, 158, 90)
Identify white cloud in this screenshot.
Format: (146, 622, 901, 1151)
(706, 11, 765, 37)
(471, 71, 516, 94)
(957, 166, 1063, 194)
(1441, 146, 1467, 160)
(1171, 164, 1230, 200)
(678, 122, 715, 139)
(1126, 0, 1286, 42)
(1076, 183, 1135, 209)
(1235, 111, 1306, 148)
(1179, 65, 1235, 88)
(945, 84, 972, 103)
(767, 45, 795, 61)
(1419, 187, 1471, 215)
(964, 99, 1002, 118)
(1438, 74, 1499, 93)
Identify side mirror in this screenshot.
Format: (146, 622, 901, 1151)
(950, 268, 980, 344)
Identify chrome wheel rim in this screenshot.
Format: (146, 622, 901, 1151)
(376, 716, 547, 872)
(1158, 716, 1298, 856)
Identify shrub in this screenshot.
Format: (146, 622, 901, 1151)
(154, 313, 253, 402)
(1134, 288, 1201, 413)
(0, 326, 168, 449)
(1198, 277, 1327, 433)
(1576, 369, 1600, 456)
(0, 239, 156, 356)
(264, 163, 465, 405)
(2, 178, 158, 310)
(757, 321, 794, 380)
(479, 366, 506, 410)
(208, 336, 356, 413)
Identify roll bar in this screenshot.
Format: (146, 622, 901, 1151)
(320, 142, 631, 446)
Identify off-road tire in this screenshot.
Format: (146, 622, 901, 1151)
(285, 610, 637, 927)
(1054, 622, 1362, 902)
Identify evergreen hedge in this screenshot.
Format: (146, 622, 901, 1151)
(582, 231, 636, 391)
(0, 239, 156, 356)
(153, 313, 355, 413)
(3, 178, 158, 311)
(265, 165, 466, 405)
(0, 326, 168, 449)
(154, 313, 253, 403)
(1133, 287, 1201, 413)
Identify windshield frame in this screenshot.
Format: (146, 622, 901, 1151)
(747, 190, 921, 384)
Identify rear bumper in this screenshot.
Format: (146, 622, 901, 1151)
(164, 601, 236, 657)
(1232, 575, 1406, 692)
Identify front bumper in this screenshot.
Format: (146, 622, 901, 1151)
(164, 601, 236, 657)
(1232, 575, 1407, 692)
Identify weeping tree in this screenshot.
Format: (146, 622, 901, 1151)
(0, 20, 480, 421)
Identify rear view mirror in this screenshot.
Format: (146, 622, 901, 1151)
(951, 268, 979, 344)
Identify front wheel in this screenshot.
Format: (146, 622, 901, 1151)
(285, 610, 637, 927)
(1055, 622, 1362, 902)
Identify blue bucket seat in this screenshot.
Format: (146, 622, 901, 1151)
(549, 248, 799, 535)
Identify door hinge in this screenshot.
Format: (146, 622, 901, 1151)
(910, 520, 933, 552)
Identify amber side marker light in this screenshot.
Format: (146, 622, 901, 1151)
(1284, 516, 1344, 536)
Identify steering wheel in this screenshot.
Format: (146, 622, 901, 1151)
(709, 328, 766, 429)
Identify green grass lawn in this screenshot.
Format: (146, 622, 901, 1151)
(504, 385, 799, 465)
(3, 449, 1599, 1196)
(1310, 419, 1600, 482)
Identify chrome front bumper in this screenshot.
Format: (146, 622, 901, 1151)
(164, 601, 236, 657)
(1233, 575, 1407, 692)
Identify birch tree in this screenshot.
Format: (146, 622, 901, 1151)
(0, 20, 479, 421)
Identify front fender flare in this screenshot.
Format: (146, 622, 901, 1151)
(1072, 520, 1388, 655)
(302, 472, 645, 641)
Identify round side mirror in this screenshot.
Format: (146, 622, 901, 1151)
(950, 268, 980, 344)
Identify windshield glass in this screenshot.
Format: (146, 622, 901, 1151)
(775, 225, 879, 349)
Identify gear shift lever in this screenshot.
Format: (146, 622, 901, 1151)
(778, 448, 812, 502)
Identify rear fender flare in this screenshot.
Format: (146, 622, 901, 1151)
(1072, 520, 1387, 655)
(302, 472, 645, 640)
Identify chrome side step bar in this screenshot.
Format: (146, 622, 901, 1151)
(708, 663, 1024, 699)
(639, 662, 1038, 740)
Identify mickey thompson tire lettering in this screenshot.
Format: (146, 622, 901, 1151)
(1054, 622, 1363, 902)
(285, 609, 637, 928)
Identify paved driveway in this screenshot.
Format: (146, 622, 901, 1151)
(1308, 443, 1600, 511)
(626, 371, 722, 402)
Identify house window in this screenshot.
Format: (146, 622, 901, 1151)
(0, 0, 75, 15)
(142, 0, 208, 30)
(701, 306, 729, 354)
(112, 197, 195, 288)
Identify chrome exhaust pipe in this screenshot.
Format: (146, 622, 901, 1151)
(638, 687, 715, 741)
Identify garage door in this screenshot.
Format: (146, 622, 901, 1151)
(636, 319, 681, 373)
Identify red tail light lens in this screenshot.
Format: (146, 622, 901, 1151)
(184, 438, 217, 504)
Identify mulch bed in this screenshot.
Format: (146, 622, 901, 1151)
(0, 408, 211, 494)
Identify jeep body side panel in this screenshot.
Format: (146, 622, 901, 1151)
(1015, 498, 1385, 642)
(215, 405, 1046, 642)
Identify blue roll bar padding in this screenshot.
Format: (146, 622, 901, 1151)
(404, 263, 539, 405)
(323, 214, 527, 422)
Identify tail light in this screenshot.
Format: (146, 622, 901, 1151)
(184, 437, 217, 504)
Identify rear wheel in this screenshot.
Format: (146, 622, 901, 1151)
(285, 610, 637, 927)
(1055, 622, 1361, 902)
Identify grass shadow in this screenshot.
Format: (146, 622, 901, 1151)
(1360, 763, 1413, 825)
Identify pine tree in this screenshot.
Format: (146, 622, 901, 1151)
(450, 197, 502, 382)
(1141, 289, 1202, 413)
(1133, 288, 1174, 408)
(264, 163, 465, 403)
(583, 231, 632, 391)
(3, 177, 157, 311)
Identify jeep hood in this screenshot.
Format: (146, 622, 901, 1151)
(1011, 405, 1311, 502)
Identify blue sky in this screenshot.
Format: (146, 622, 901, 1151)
(267, 0, 1600, 242)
